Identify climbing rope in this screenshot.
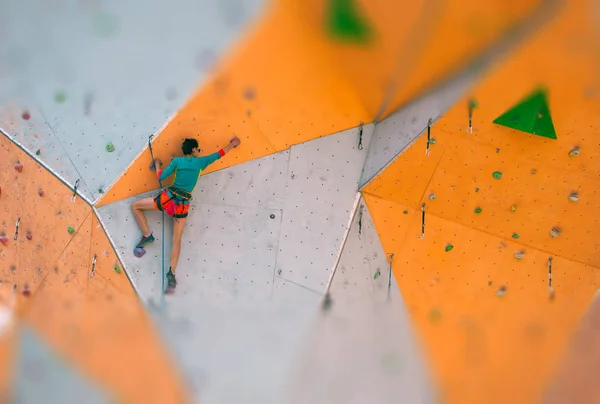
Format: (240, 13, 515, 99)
(148, 135, 165, 295)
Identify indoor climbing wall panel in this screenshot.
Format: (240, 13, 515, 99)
(1, 131, 187, 402)
(97, 1, 372, 206)
(378, 0, 554, 119)
(543, 292, 600, 403)
(0, 0, 267, 203)
(14, 324, 112, 404)
(421, 135, 600, 268)
(436, 0, 600, 179)
(365, 194, 600, 404)
(361, 1, 600, 401)
(0, 131, 92, 302)
(96, 192, 171, 305)
(0, 104, 94, 202)
(276, 125, 373, 291)
(362, 128, 449, 210)
(22, 213, 188, 403)
(359, 72, 475, 189)
(283, 0, 428, 119)
(287, 196, 435, 404)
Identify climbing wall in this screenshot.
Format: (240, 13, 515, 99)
(286, 196, 435, 404)
(0, 133, 188, 402)
(361, 0, 600, 402)
(96, 123, 377, 402)
(2, 0, 599, 402)
(97, 0, 551, 207)
(0, 0, 268, 203)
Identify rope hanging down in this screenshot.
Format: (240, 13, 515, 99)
(148, 134, 166, 294)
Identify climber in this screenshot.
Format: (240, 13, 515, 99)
(131, 136, 241, 292)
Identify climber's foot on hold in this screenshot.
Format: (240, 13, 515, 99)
(135, 233, 154, 249)
(165, 269, 177, 294)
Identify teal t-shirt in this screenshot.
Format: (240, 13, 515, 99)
(159, 152, 222, 193)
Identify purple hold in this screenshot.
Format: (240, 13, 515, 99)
(133, 247, 146, 258)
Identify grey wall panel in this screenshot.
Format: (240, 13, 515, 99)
(285, 197, 436, 404)
(194, 150, 289, 211)
(276, 124, 374, 292)
(15, 324, 113, 404)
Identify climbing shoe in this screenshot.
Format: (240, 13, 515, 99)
(166, 270, 177, 289)
(135, 233, 155, 249)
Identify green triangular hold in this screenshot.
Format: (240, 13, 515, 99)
(493, 88, 557, 139)
(325, 0, 373, 43)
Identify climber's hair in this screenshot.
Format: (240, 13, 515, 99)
(182, 138, 199, 155)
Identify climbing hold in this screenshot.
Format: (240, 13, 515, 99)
(149, 158, 162, 171)
(322, 292, 333, 311)
(325, 0, 373, 43)
(474, 207, 482, 214)
(428, 193, 436, 200)
(98, 187, 104, 194)
(270, 214, 275, 219)
(133, 247, 146, 258)
(14, 162, 23, 172)
(428, 138, 436, 145)
(475, 188, 479, 192)
(514, 250, 525, 261)
(92, 12, 120, 38)
(510, 205, 517, 212)
(35, 149, 41, 156)
(26, 232, 32, 241)
(496, 285, 507, 297)
(22, 284, 31, 296)
(445, 244, 454, 252)
(493, 88, 557, 139)
(531, 169, 537, 174)
(429, 308, 441, 324)
(67, 226, 75, 235)
(468, 98, 478, 110)
(568, 191, 579, 202)
(568, 146, 580, 157)
(243, 87, 256, 100)
(496, 148, 500, 153)
(114, 264, 121, 274)
(549, 227, 561, 238)
(22, 111, 31, 120)
(373, 269, 381, 279)
(105, 142, 115, 152)
(38, 189, 44, 197)
(512, 233, 520, 239)
(0, 234, 8, 246)
(492, 171, 503, 179)
(54, 91, 67, 104)
(488, 280, 492, 286)
(402, 210, 408, 214)
(549, 290, 556, 301)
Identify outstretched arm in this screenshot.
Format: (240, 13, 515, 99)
(199, 137, 241, 170)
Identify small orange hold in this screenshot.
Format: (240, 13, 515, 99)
(26, 231, 32, 241)
(14, 162, 23, 172)
(38, 189, 44, 197)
